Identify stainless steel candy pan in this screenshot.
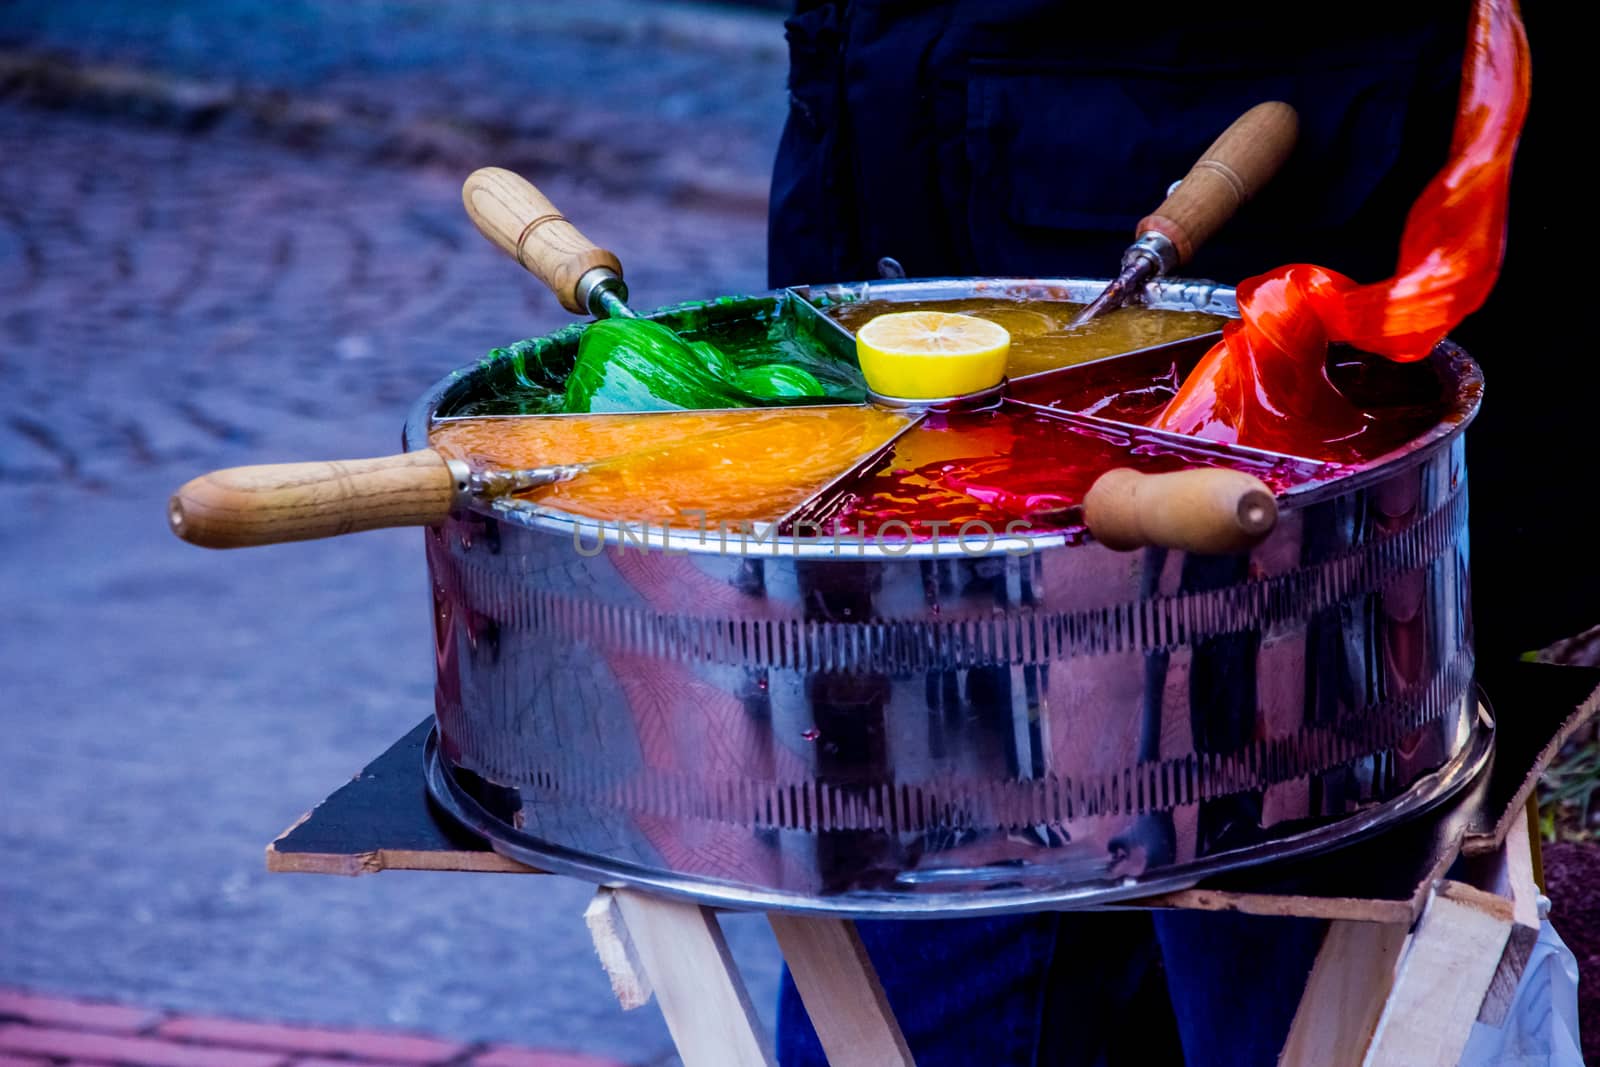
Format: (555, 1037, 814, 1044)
(411, 275, 1490, 916)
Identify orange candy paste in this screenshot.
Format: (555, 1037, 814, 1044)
(430, 406, 910, 526)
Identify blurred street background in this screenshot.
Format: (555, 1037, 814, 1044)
(1, 2, 791, 1063)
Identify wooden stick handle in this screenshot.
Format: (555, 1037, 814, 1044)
(462, 166, 623, 314)
(169, 451, 460, 549)
(1137, 101, 1299, 264)
(1084, 467, 1278, 554)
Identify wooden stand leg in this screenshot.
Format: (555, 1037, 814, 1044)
(585, 889, 917, 1067)
(1363, 881, 1513, 1067)
(586, 887, 776, 1067)
(767, 914, 916, 1067)
(1278, 918, 1410, 1067)
(1475, 815, 1543, 1026)
(581, 821, 1541, 1067)
(583, 890, 653, 1011)
(1280, 816, 1543, 1067)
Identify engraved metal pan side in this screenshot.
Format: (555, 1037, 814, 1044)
(424, 709, 1492, 916)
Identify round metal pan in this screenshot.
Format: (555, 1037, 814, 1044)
(410, 277, 1489, 916)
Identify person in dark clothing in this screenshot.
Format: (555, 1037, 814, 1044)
(768, 4, 1568, 1065)
(769, 2, 1464, 288)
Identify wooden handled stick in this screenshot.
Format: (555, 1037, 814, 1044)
(1083, 467, 1278, 555)
(462, 167, 624, 314)
(1137, 101, 1299, 265)
(169, 451, 461, 549)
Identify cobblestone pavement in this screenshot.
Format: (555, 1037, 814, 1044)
(0, 0, 787, 211)
(0, 2, 787, 1057)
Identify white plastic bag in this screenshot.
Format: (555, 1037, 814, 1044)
(1458, 902, 1583, 1067)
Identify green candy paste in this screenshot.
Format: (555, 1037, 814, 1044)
(563, 319, 826, 413)
(446, 300, 865, 418)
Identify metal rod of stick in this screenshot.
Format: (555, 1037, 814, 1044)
(1071, 102, 1299, 327)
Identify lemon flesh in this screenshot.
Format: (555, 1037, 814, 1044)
(855, 311, 1011, 399)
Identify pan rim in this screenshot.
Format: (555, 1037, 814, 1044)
(403, 276, 1481, 559)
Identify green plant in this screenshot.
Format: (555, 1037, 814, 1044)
(1539, 733, 1600, 842)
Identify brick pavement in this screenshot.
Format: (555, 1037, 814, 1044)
(0, 989, 625, 1067)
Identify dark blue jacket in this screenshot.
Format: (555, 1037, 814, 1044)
(769, 1, 1465, 288)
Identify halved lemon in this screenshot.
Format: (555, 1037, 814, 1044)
(855, 311, 1011, 399)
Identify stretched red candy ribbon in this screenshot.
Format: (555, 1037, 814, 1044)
(1155, 0, 1530, 458)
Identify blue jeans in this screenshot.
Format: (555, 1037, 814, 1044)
(777, 911, 1325, 1067)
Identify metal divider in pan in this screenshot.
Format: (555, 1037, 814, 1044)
(791, 276, 1237, 316)
(767, 411, 927, 537)
(1005, 332, 1220, 418)
(991, 401, 1336, 522)
(780, 399, 1338, 540)
(1006, 329, 1224, 385)
(1006, 337, 1476, 488)
(781, 286, 861, 368)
